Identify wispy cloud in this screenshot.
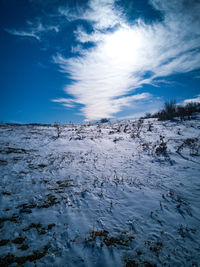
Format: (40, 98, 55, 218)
(59, 0, 122, 30)
(184, 95, 200, 104)
(5, 18, 60, 41)
(52, 98, 76, 108)
(53, 0, 200, 120)
(5, 28, 41, 40)
(9, 0, 199, 120)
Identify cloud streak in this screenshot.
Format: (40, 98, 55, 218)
(5, 18, 60, 41)
(5, 28, 41, 40)
(52, 98, 76, 108)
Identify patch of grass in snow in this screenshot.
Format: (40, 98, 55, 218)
(28, 163, 47, 170)
(177, 224, 196, 238)
(0, 240, 9, 246)
(2, 191, 11, 196)
(12, 237, 26, 244)
(85, 230, 134, 248)
(56, 178, 74, 188)
(1, 147, 27, 154)
(145, 240, 163, 256)
(47, 178, 75, 194)
(19, 244, 29, 251)
(177, 138, 200, 156)
(0, 244, 50, 266)
(18, 203, 37, 214)
(161, 190, 192, 217)
(0, 237, 27, 248)
(37, 194, 60, 209)
(0, 147, 37, 154)
(0, 214, 20, 227)
(124, 258, 157, 267)
(17, 194, 61, 212)
(0, 159, 7, 165)
(23, 222, 56, 235)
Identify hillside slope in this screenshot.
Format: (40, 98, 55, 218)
(0, 118, 200, 266)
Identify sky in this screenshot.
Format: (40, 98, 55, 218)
(0, 0, 200, 123)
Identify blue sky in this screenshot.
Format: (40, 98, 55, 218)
(0, 0, 200, 123)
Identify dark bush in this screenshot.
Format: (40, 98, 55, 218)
(100, 118, 109, 123)
(144, 112, 152, 118)
(156, 100, 177, 121)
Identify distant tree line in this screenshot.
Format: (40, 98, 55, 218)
(142, 100, 200, 121)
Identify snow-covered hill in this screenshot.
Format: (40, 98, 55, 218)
(0, 118, 200, 266)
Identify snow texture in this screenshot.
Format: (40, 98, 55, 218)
(0, 118, 200, 266)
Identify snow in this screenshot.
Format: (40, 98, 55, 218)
(0, 118, 200, 266)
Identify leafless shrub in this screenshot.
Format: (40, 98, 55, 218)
(54, 124, 62, 138)
(130, 119, 143, 138)
(155, 136, 167, 154)
(147, 122, 153, 131)
(177, 138, 199, 156)
(123, 124, 130, 133)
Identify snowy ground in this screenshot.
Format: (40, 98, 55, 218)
(0, 118, 200, 267)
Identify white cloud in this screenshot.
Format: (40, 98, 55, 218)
(183, 95, 200, 104)
(83, 0, 121, 30)
(6, 29, 41, 40)
(59, 0, 122, 30)
(74, 25, 105, 44)
(53, 0, 200, 120)
(6, 19, 60, 40)
(52, 98, 76, 108)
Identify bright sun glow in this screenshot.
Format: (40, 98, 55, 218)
(103, 26, 142, 63)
